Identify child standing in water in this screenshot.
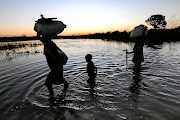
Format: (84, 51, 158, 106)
(85, 54, 97, 89)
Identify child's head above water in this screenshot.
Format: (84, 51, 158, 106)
(85, 54, 92, 62)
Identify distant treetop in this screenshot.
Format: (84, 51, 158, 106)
(145, 14, 167, 29)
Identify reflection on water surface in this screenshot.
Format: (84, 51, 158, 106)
(0, 41, 43, 63)
(0, 39, 180, 120)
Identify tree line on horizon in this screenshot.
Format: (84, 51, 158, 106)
(80, 14, 180, 45)
(1, 14, 180, 45)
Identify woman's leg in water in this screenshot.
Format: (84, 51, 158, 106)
(45, 72, 54, 96)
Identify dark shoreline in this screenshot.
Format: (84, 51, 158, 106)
(1, 27, 180, 45)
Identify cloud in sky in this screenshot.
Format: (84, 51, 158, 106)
(0, 0, 180, 36)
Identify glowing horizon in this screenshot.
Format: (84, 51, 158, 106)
(0, 0, 180, 37)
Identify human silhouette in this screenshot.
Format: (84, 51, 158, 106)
(40, 36, 69, 99)
(128, 28, 146, 66)
(85, 54, 97, 90)
(34, 15, 68, 100)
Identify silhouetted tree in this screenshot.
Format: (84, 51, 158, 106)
(21, 34, 27, 37)
(145, 14, 167, 29)
(112, 31, 120, 35)
(177, 26, 180, 30)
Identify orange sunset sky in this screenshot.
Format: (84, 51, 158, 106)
(0, 0, 180, 37)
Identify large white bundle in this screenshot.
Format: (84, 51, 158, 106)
(130, 25, 148, 38)
(34, 20, 66, 36)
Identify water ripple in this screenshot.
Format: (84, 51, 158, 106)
(0, 39, 180, 120)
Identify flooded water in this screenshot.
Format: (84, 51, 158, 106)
(0, 39, 180, 120)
